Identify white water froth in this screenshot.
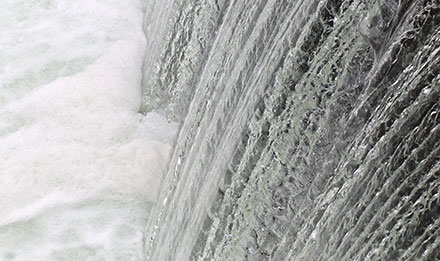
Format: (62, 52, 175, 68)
(0, 0, 177, 259)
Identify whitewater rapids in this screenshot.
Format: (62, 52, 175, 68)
(0, 0, 177, 259)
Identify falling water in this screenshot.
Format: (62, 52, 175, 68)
(2, 0, 440, 260)
(143, 0, 440, 260)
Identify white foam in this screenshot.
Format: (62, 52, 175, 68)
(0, 0, 177, 259)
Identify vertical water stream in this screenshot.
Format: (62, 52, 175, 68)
(143, 0, 440, 260)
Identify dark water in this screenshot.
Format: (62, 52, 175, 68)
(142, 0, 440, 260)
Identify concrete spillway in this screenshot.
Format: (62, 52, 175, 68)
(143, 0, 440, 260)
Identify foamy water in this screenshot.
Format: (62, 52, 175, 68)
(0, 0, 177, 259)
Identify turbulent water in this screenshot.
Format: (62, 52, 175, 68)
(0, 0, 177, 259)
(2, 0, 440, 260)
(143, 0, 440, 260)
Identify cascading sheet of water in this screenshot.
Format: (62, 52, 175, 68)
(0, 0, 177, 259)
(142, 0, 440, 260)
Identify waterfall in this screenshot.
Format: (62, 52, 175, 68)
(143, 0, 440, 260)
(1, 0, 439, 260)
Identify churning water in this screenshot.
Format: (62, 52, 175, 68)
(3, 0, 440, 260)
(0, 0, 177, 259)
